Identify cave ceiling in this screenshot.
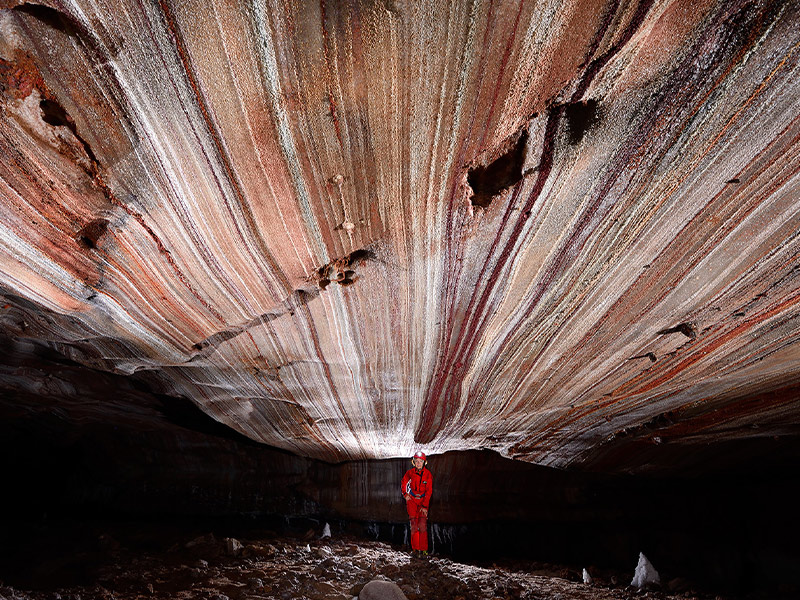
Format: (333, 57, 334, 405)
(1, 0, 799, 471)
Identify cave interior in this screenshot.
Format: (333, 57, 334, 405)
(1, 0, 800, 597)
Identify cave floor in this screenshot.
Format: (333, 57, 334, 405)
(0, 527, 727, 600)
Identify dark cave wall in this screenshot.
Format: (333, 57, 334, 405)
(0, 337, 310, 517)
(1, 336, 800, 593)
(1, 335, 631, 523)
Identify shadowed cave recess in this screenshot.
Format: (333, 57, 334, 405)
(1, 336, 799, 598)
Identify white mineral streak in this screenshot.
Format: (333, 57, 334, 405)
(0, 221, 72, 296)
(89, 0, 277, 319)
(253, 0, 328, 267)
(1, 0, 799, 464)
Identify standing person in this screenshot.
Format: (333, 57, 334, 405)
(401, 450, 433, 558)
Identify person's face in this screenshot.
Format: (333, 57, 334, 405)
(413, 457, 425, 469)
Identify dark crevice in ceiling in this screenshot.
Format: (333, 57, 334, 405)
(467, 130, 529, 208)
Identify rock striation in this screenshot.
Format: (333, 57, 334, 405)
(1, 0, 799, 469)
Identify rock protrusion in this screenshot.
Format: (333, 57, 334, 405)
(631, 551, 660, 589)
(359, 579, 408, 600)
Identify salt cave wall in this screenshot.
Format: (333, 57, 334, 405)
(2, 336, 799, 594)
(1, 0, 800, 591)
(2, 333, 626, 522)
(1, 0, 799, 468)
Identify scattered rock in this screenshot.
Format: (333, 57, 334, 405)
(186, 533, 215, 548)
(380, 564, 400, 577)
(667, 577, 691, 592)
(0, 531, 717, 600)
(311, 580, 342, 596)
(399, 583, 417, 596)
(359, 579, 408, 600)
(224, 537, 243, 557)
(349, 582, 367, 596)
(185, 534, 221, 558)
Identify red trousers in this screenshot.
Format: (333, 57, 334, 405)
(406, 500, 428, 551)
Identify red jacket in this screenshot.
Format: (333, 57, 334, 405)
(401, 467, 433, 508)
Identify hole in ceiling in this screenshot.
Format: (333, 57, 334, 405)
(77, 219, 109, 250)
(346, 248, 375, 266)
(313, 248, 376, 289)
(38, 97, 100, 167)
(656, 322, 697, 339)
(629, 352, 657, 362)
(564, 98, 598, 145)
(467, 130, 529, 209)
(39, 98, 72, 128)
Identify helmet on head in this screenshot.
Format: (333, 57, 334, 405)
(413, 450, 427, 463)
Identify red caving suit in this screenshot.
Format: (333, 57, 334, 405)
(401, 465, 433, 552)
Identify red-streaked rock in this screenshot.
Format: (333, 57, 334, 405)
(0, 0, 799, 469)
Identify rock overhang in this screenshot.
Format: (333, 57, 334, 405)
(0, 0, 799, 472)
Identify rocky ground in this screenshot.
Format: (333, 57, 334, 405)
(0, 525, 742, 600)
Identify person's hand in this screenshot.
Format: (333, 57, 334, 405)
(420, 507, 428, 516)
(403, 494, 411, 501)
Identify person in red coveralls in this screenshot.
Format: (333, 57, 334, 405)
(401, 450, 433, 558)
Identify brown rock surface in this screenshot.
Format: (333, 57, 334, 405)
(0, 529, 721, 600)
(1, 0, 799, 470)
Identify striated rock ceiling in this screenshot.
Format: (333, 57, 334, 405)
(1, 0, 799, 470)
